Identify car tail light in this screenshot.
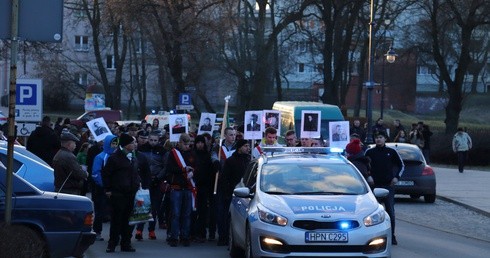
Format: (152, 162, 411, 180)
(84, 212, 94, 227)
(422, 165, 434, 176)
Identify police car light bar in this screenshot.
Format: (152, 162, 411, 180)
(261, 147, 344, 155)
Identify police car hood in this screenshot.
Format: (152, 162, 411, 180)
(259, 192, 379, 217)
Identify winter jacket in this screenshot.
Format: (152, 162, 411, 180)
(218, 151, 251, 198)
(138, 142, 167, 179)
(194, 148, 214, 190)
(102, 147, 141, 194)
(26, 125, 60, 166)
(53, 147, 88, 191)
(452, 132, 472, 152)
(365, 145, 404, 186)
(166, 148, 196, 190)
(91, 135, 117, 187)
(347, 152, 371, 180)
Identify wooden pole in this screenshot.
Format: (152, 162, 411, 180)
(213, 95, 231, 195)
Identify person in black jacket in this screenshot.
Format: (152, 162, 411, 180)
(345, 138, 374, 187)
(364, 131, 404, 245)
(216, 139, 251, 246)
(102, 133, 141, 253)
(26, 116, 60, 166)
(193, 135, 215, 242)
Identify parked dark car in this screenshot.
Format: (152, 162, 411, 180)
(0, 167, 96, 257)
(368, 142, 436, 203)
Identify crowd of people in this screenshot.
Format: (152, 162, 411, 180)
(16, 113, 473, 252)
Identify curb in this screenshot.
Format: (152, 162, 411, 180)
(437, 195, 490, 218)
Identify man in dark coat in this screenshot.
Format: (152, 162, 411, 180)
(216, 139, 251, 246)
(27, 116, 60, 166)
(102, 133, 141, 253)
(52, 132, 88, 195)
(364, 131, 404, 245)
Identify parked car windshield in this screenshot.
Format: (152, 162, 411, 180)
(259, 162, 368, 195)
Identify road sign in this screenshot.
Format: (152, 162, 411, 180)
(179, 93, 191, 105)
(176, 105, 194, 110)
(0, 0, 63, 42)
(16, 79, 43, 122)
(16, 122, 37, 137)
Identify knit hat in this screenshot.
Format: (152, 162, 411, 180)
(345, 138, 362, 155)
(235, 139, 249, 150)
(119, 133, 135, 147)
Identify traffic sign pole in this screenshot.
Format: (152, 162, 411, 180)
(5, 0, 19, 226)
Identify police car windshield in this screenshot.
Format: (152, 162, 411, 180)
(260, 163, 368, 195)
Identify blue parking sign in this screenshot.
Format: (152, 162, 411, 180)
(16, 83, 37, 105)
(179, 93, 191, 105)
(15, 79, 43, 122)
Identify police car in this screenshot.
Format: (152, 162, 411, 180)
(229, 147, 392, 258)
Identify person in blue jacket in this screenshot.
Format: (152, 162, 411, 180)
(91, 134, 118, 241)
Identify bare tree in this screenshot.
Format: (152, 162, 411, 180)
(65, 0, 129, 110)
(409, 0, 490, 133)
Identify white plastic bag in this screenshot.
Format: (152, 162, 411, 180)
(129, 188, 154, 225)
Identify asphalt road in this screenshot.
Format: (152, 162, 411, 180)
(84, 198, 490, 257)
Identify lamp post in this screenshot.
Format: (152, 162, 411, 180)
(364, 0, 376, 144)
(380, 46, 397, 119)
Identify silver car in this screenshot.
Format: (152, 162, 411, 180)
(229, 147, 392, 258)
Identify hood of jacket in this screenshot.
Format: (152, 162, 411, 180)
(103, 134, 117, 154)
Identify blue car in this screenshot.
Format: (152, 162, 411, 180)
(0, 142, 54, 191)
(0, 167, 96, 257)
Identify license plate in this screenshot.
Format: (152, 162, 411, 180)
(305, 232, 348, 243)
(396, 180, 414, 186)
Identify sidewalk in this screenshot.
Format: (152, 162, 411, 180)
(433, 166, 490, 217)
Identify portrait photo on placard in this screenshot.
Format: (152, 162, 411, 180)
(244, 110, 263, 140)
(329, 121, 350, 149)
(86, 117, 112, 142)
(263, 110, 281, 133)
(198, 113, 216, 135)
(300, 110, 321, 139)
(169, 114, 188, 142)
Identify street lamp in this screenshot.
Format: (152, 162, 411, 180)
(380, 46, 397, 119)
(364, 0, 376, 144)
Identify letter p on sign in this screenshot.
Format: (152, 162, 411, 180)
(17, 84, 36, 105)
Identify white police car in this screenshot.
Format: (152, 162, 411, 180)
(229, 147, 392, 257)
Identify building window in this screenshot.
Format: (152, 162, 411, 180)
(75, 73, 88, 86)
(298, 63, 305, 73)
(106, 55, 116, 69)
(75, 36, 89, 51)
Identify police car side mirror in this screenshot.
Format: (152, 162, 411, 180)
(234, 187, 253, 198)
(373, 188, 389, 198)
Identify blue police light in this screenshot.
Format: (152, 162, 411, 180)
(339, 221, 351, 230)
(151, 109, 156, 114)
(170, 110, 175, 114)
